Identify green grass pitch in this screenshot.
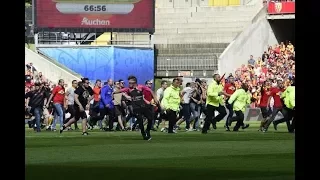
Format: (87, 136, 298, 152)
(25, 121, 294, 180)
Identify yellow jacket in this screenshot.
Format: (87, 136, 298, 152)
(206, 80, 224, 107)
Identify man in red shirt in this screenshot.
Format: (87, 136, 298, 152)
(258, 81, 272, 131)
(46, 79, 65, 132)
(115, 76, 158, 140)
(223, 76, 236, 131)
(262, 81, 285, 132)
(144, 80, 157, 131)
(131, 80, 154, 131)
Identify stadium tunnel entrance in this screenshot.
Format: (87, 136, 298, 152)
(268, 19, 295, 45)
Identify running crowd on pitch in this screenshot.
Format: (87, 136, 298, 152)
(25, 42, 295, 139)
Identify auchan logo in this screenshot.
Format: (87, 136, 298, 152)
(81, 17, 110, 26)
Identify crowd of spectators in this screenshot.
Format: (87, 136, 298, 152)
(222, 41, 295, 108)
(25, 62, 54, 93)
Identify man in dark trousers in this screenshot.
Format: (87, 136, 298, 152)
(99, 79, 115, 131)
(202, 74, 227, 134)
(161, 78, 181, 134)
(263, 80, 285, 132)
(61, 78, 93, 135)
(115, 75, 158, 140)
(25, 82, 49, 132)
(223, 76, 236, 131)
(273, 79, 295, 133)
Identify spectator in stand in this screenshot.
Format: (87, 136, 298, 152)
(248, 55, 255, 67)
(262, 51, 269, 62)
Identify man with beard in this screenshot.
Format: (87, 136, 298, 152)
(115, 75, 158, 140)
(228, 83, 252, 131)
(262, 80, 286, 132)
(202, 74, 227, 134)
(60, 78, 93, 135)
(223, 76, 236, 131)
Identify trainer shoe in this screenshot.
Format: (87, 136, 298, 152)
(224, 125, 230, 131)
(145, 131, 152, 141)
(82, 132, 89, 136)
(242, 124, 250, 129)
(273, 121, 278, 131)
(213, 124, 217, 129)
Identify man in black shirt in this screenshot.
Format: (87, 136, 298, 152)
(61, 78, 93, 135)
(25, 83, 49, 132)
(116, 75, 159, 140)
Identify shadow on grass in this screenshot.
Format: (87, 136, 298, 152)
(26, 165, 294, 180)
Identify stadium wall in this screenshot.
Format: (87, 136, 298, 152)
(218, 9, 278, 75)
(25, 48, 81, 85)
(38, 47, 154, 84)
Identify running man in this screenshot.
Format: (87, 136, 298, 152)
(228, 83, 252, 131)
(202, 74, 227, 134)
(115, 75, 158, 140)
(60, 78, 93, 135)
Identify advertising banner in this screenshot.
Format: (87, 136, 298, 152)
(268, 1, 295, 14)
(35, 0, 154, 32)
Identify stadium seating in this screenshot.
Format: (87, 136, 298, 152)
(154, 4, 262, 44)
(154, 1, 263, 76)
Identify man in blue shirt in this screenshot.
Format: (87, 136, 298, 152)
(248, 55, 255, 66)
(99, 79, 115, 131)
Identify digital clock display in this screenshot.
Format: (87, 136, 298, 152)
(55, 3, 134, 14)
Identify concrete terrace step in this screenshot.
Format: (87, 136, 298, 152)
(155, 7, 197, 13)
(155, 5, 259, 14)
(157, 54, 220, 58)
(155, 16, 252, 24)
(190, 12, 254, 18)
(156, 21, 250, 29)
(195, 5, 259, 12)
(157, 47, 226, 54)
(154, 36, 234, 44)
(156, 12, 192, 18)
(155, 43, 229, 49)
(155, 32, 239, 39)
(155, 27, 243, 34)
(157, 50, 224, 55)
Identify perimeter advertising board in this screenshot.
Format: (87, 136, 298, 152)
(34, 0, 155, 32)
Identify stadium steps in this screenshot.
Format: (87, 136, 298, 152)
(156, 55, 218, 71)
(157, 48, 225, 54)
(90, 32, 111, 45)
(155, 43, 229, 49)
(112, 33, 150, 45)
(154, 3, 263, 44)
(25, 48, 81, 85)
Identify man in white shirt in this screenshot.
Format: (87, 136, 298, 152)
(156, 80, 168, 103)
(64, 80, 78, 130)
(176, 82, 194, 131)
(155, 80, 167, 130)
